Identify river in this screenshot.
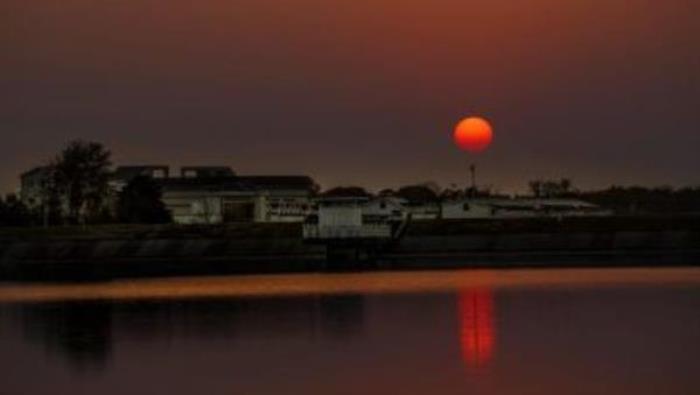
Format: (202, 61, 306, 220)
(1, 268, 699, 394)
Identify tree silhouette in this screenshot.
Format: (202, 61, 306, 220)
(52, 141, 112, 224)
(117, 176, 171, 224)
(0, 194, 32, 226)
(322, 186, 371, 198)
(528, 178, 575, 198)
(396, 185, 439, 205)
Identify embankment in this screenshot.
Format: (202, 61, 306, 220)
(1, 217, 699, 281)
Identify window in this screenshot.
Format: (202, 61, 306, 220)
(153, 169, 166, 178)
(463, 203, 470, 211)
(183, 170, 197, 178)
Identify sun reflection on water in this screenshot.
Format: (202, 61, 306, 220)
(458, 289, 495, 371)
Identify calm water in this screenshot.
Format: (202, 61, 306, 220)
(1, 268, 699, 395)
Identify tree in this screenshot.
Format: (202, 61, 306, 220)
(117, 176, 171, 224)
(395, 185, 439, 205)
(529, 180, 543, 198)
(52, 140, 112, 224)
(378, 188, 395, 197)
(529, 178, 575, 198)
(0, 194, 32, 227)
(418, 181, 442, 196)
(440, 188, 464, 200)
(0, 197, 6, 225)
(321, 186, 371, 198)
(560, 178, 572, 194)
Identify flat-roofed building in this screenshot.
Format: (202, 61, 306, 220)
(110, 166, 170, 192)
(441, 198, 611, 219)
(180, 166, 235, 179)
(159, 174, 318, 224)
(19, 166, 52, 210)
(303, 197, 394, 240)
(238, 176, 318, 223)
(303, 197, 408, 240)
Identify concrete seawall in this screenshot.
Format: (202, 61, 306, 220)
(396, 231, 699, 252)
(1, 229, 698, 281)
(0, 238, 324, 281)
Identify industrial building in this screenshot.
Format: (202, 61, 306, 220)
(108, 166, 318, 224)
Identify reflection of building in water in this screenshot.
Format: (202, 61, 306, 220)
(11, 295, 365, 372)
(458, 290, 495, 368)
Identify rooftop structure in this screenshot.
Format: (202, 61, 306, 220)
(110, 166, 170, 192)
(180, 166, 235, 178)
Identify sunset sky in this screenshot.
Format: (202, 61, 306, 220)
(2, 0, 699, 194)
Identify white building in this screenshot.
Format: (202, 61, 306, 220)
(19, 166, 52, 210)
(403, 203, 441, 220)
(303, 197, 406, 240)
(159, 173, 317, 224)
(441, 198, 611, 219)
(362, 196, 408, 222)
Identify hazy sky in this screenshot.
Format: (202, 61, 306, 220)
(2, 0, 699, 193)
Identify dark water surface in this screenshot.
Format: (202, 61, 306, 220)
(1, 269, 699, 395)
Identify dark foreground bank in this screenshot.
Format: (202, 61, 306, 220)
(1, 216, 699, 281)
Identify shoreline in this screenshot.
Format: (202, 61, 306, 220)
(1, 218, 699, 282)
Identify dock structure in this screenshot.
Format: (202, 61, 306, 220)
(303, 197, 407, 268)
(303, 197, 391, 240)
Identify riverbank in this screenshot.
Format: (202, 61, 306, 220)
(1, 216, 699, 281)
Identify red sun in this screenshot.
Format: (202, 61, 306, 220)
(453, 117, 493, 153)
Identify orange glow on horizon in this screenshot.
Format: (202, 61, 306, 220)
(458, 289, 495, 369)
(1, 268, 699, 303)
(453, 117, 493, 153)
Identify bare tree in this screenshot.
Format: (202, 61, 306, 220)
(529, 180, 543, 198)
(529, 178, 575, 198)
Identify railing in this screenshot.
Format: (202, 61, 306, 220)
(303, 224, 392, 239)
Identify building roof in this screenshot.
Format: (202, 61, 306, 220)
(180, 166, 235, 178)
(236, 176, 317, 191)
(317, 196, 371, 204)
(158, 177, 255, 192)
(112, 166, 170, 182)
(444, 197, 600, 209)
(159, 175, 317, 193)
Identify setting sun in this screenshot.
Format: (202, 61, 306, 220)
(453, 117, 493, 153)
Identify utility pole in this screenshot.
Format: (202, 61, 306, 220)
(469, 163, 477, 198)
